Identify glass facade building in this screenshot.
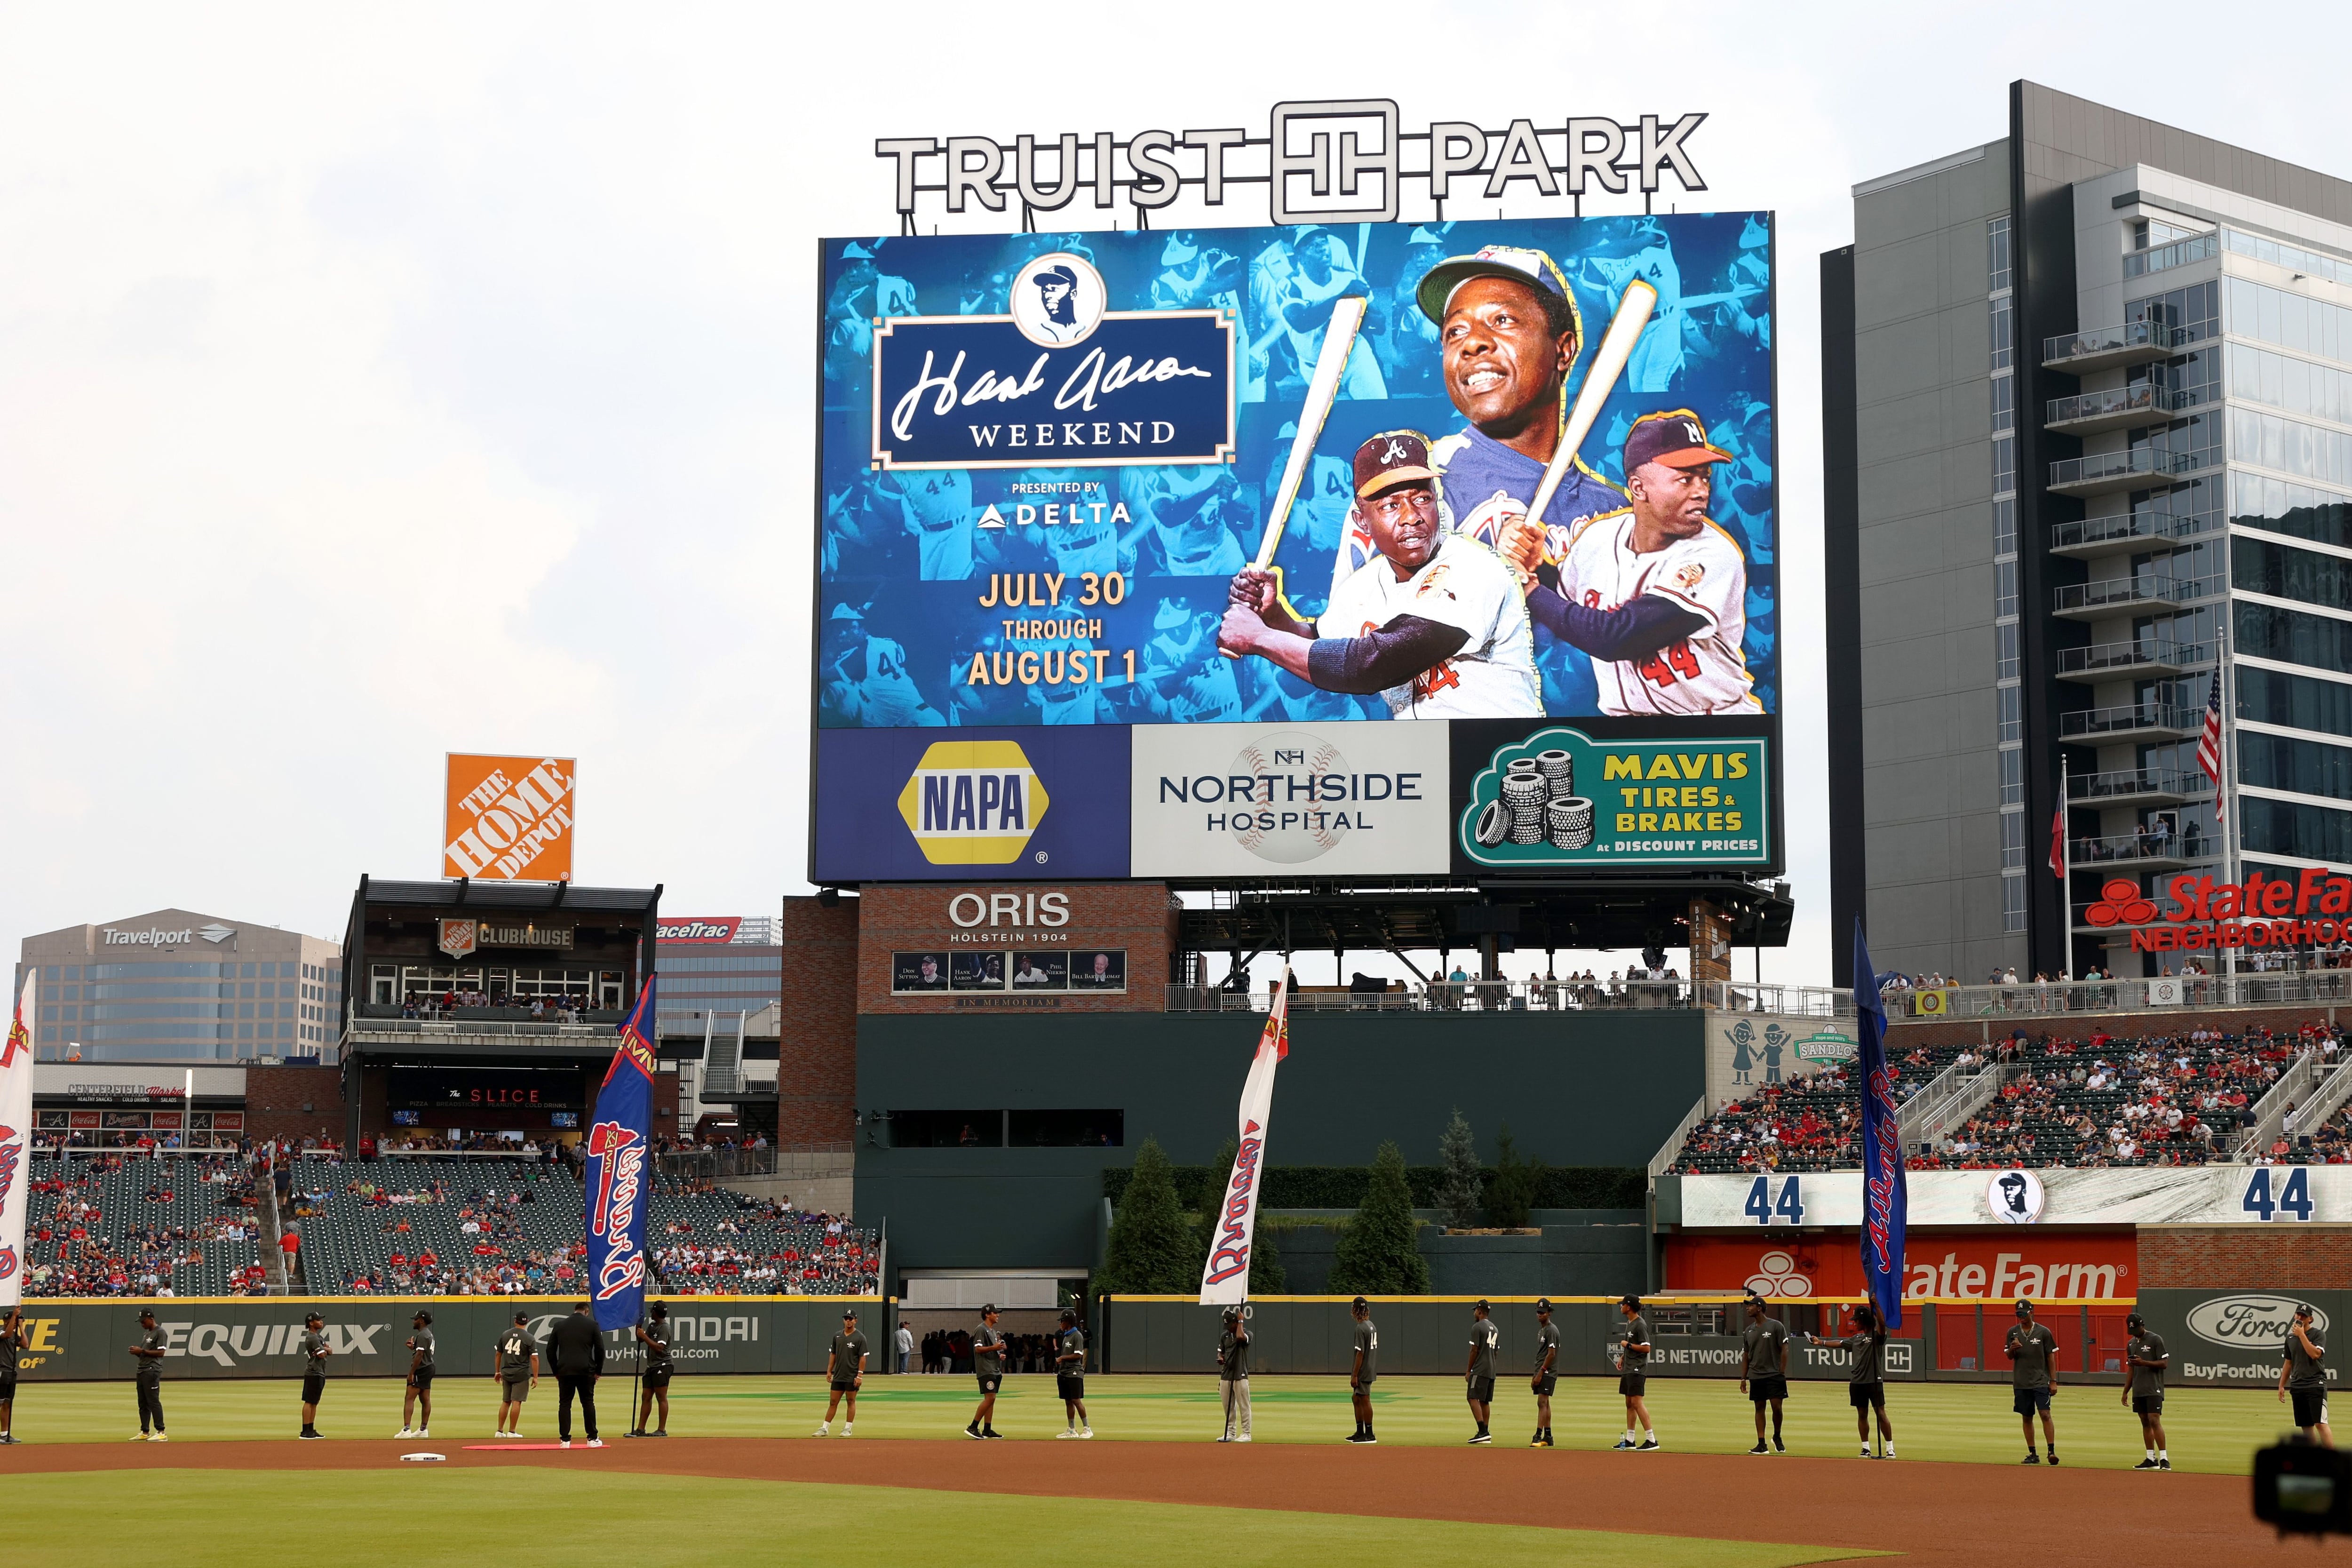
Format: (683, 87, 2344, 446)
(17, 908, 343, 1062)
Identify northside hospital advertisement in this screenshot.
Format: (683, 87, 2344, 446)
(811, 215, 1780, 883)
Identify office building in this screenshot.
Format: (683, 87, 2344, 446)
(17, 908, 342, 1062)
(1826, 81, 2352, 980)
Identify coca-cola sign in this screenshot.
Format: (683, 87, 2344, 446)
(2186, 1294, 2328, 1350)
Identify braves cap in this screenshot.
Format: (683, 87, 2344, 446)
(1351, 1296, 1369, 1310)
(979, 1303, 997, 1316)
(1353, 430, 1440, 499)
(1415, 244, 1570, 324)
(1059, 1308, 1077, 1323)
(1473, 1298, 1490, 1313)
(1535, 1297, 1553, 1313)
(842, 1307, 858, 1319)
(1625, 409, 1735, 472)
(1619, 1293, 1642, 1309)
(2014, 1299, 2034, 1316)
(2298, 1302, 2317, 1318)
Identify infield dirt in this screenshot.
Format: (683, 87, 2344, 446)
(0, 1435, 2268, 1566)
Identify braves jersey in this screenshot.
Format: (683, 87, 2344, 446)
(1428, 424, 1624, 562)
(1555, 510, 1760, 715)
(1318, 533, 1540, 719)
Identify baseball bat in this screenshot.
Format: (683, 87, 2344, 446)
(1520, 278, 1659, 537)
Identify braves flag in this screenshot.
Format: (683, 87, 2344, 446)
(1854, 923, 1907, 1331)
(0, 973, 32, 1309)
(585, 972, 656, 1329)
(1200, 968, 1291, 1305)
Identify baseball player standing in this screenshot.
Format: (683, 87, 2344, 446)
(130, 1307, 167, 1441)
(493, 1310, 539, 1439)
(1053, 1308, 1091, 1439)
(1217, 1306, 1252, 1442)
(2281, 1302, 2331, 1447)
(297, 1311, 331, 1440)
(2122, 1310, 2169, 1469)
(633, 1302, 674, 1438)
(1739, 1294, 1790, 1454)
(1614, 1294, 1659, 1451)
(965, 1304, 1006, 1440)
(1529, 1297, 1560, 1447)
(2005, 1299, 2061, 1465)
(817, 1307, 867, 1437)
(396, 1309, 435, 1440)
(0, 1306, 24, 1444)
(1347, 1296, 1379, 1444)
(1814, 1304, 1892, 1459)
(1464, 1298, 1499, 1445)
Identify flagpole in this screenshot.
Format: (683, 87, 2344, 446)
(2059, 754, 2072, 982)
(2218, 628, 2240, 985)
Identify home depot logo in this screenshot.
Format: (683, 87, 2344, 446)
(896, 741, 1050, 866)
(2085, 878, 2158, 926)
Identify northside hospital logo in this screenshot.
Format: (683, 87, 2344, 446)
(896, 740, 1051, 866)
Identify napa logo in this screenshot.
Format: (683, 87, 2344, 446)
(896, 740, 1051, 865)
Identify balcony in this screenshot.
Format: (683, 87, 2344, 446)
(2044, 385, 2195, 436)
(2066, 767, 2209, 808)
(2051, 576, 2184, 619)
(2053, 638, 2201, 682)
(2047, 448, 2195, 498)
(2122, 232, 2219, 279)
(2049, 509, 2216, 560)
(2066, 831, 2196, 873)
(2042, 320, 2181, 373)
(2058, 702, 2197, 743)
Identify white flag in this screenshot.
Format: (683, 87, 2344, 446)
(1199, 969, 1290, 1305)
(0, 972, 34, 1310)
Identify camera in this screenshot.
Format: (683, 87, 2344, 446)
(2254, 1439, 2352, 1536)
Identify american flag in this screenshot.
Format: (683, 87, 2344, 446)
(2196, 666, 2226, 822)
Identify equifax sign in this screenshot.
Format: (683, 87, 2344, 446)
(2087, 868, 2352, 951)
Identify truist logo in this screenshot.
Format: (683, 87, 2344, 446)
(588, 1120, 647, 1301)
(1203, 1124, 1265, 1285)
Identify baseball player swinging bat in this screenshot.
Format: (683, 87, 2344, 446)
(1498, 279, 1659, 578)
(1220, 294, 1368, 657)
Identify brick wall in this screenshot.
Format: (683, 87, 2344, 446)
(856, 882, 1178, 1016)
(245, 1065, 346, 1146)
(779, 896, 858, 1145)
(2140, 1225, 2352, 1289)
(1886, 1003, 2340, 1052)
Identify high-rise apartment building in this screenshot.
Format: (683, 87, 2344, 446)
(17, 908, 342, 1061)
(1827, 82, 2352, 981)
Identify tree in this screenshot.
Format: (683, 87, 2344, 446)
(1488, 1121, 1545, 1229)
(1097, 1138, 1203, 1294)
(1329, 1140, 1429, 1295)
(1438, 1108, 1482, 1229)
(1202, 1137, 1286, 1294)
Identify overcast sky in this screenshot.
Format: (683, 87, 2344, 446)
(4, 6, 2347, 979)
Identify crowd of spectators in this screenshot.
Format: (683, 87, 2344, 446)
(18, 1153, 272, 1297)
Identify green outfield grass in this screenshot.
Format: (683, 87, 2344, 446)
(0, 1372, 2300, 1472)
(4, 1469, 1875, 1568)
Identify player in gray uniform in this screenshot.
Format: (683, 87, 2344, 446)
(297, 1311, 332, 1439)
(1053, 1308, 1091, 1438)
(2281, 1301, 2331, 1447)
(633, 1302, 674, 1438)
(2004, 1298, 2060, 1465)
(397, 1310, 435, 1439)
(818, 1307, 868, 1437)
(1529, 1297, 1561, 1447)
(0, 1306, 25, 1444)
(1740, 1294, 1790, 1454)
(1814, 1304, 1892, 1459)
(965, 1304, 1007, 1440)
(1347, 1296, 1380, 1444)
(130, 1308, 168, 1441)
(1464, 1298, 1499, 1445)
(1217, 1307, 1253, 1442)
(2122, 1310, 2169, 1469)
(1615, 1293, 1659, 1451)
(494, 1310, 540, 1439)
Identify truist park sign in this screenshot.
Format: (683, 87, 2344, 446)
(875, 103, 1707, 226)
(2085, 869, 2352, 953)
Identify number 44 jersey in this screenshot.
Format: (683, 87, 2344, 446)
(1555, 508, 1761, 716)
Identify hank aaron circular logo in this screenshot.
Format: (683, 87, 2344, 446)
(1743, 1250, 1813, 1298)
(1227, 730, 1351, 864)
(1010, 252, 1107, 349)
(1987, 1168, 2046, 1224)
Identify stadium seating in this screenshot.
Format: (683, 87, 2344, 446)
(1670, 1023, 2338, 1173)
(20, 1154, 270, 1297)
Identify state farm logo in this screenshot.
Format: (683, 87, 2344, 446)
(1744, 1249, 1813, 1298)
(2187, 1295, 2328, 1349)
(896, 740, 1050, 866)
(438, 920, 478, 960)
(2085, 878, 2158, 926)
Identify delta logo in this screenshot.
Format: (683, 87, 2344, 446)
(896, 740, 1051, 866)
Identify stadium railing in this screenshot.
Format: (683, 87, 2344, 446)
(2236, 1047, 2327, 1158)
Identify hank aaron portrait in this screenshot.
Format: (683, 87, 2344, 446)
(1032, 264, 1082, 343)
(1217, 430, 1540, 720)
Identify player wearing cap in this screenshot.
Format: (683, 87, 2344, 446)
(396, 1309, 434, 1440)
(1346, 1296, 1379, 1444)
(1813, 1304, 1892, 1459)
(1529, 1297, 1560, 1447)
(1217, 1306, 1252, 1442)
(2281, 1302, 2331, 1447)
(1529, 412, 1762, 715)
(2122, 1310, 2169, 1470)
(2005, 1298, 2060, 1465)
(1740, 1294, 1790, 1454)
(1220, 430, 1539, 719)
(1614, 1294, 1659, 1452)
(817, 1307, 867, 1437)
(1411, 246, 1624, 557)
(0, 1306, 25, 1445)
(130, 1308, 167, 1441)
(297, 1311, 331, 1439)
(1053, 1308, 1092, 1439)
(966, 1304, 1007, 1440)
(1464, 1299, 1499, 1445)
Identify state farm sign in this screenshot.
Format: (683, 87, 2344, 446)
(444, 755, 577, 883)
(2090, 868, 2352, 953)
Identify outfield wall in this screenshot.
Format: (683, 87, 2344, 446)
(4, 1296, 887, 1381)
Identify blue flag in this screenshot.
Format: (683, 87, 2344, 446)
(1854, 923, 1907, 1331)
(585, 973, 657, 1330)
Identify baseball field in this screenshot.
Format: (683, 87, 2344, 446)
(0, 1374, 2293, 1565)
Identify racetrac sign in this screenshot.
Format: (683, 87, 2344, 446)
(656, 917, 742, 944)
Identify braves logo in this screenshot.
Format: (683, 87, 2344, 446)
(1, 1016, 26, 1069)
(0, 1123, 18, 1281)
(1379, 437, 1410, 465)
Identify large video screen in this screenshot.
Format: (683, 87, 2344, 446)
(813, 215, 1778, 883)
